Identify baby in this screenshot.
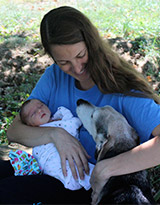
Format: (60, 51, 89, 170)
(15, 99, 94, 190)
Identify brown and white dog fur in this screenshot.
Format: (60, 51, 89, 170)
(76, 99, 155, 205)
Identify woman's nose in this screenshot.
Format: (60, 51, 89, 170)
(71, 60, 82, 74)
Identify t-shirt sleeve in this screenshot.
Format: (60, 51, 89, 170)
(28, 64, 56, 106)
(122, 96, 160, 143)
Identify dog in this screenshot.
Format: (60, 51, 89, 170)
(76, 99, 155, 204)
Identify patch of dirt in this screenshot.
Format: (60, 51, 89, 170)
(0, 41, 52, 89)
(0, 36, 53, 115)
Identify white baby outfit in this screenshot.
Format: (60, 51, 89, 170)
(33, 106, 94, 190)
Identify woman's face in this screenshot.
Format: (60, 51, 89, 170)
(50, 42, 95, 90)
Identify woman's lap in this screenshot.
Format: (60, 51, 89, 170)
(0, 160, 92, 204)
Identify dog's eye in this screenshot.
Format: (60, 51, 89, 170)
(91, 113, 93, 118)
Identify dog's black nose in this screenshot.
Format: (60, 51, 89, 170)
(77, 99, 90, 106)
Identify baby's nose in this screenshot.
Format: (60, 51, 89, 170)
(38, 108, 42, 113)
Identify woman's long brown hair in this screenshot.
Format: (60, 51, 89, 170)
(40, 6, 160, 104)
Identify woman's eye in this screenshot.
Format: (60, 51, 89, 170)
(77, 51, 86, 58)
(59, 61, 68, 65)
(78, 54, 85, 58)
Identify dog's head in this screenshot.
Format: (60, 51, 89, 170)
(76, 99, 139, 161)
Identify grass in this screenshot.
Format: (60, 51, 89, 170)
(1, 0, 160, 38)
(1, 0, 159, 57)
(0, 0, 160, 201)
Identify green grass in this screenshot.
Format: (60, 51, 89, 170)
(79, 0, 160, 38)
(1, 0, 159, 57)
(79, 0, 160, 60)
(1, 0, 160, 39)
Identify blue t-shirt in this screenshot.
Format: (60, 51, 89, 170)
(29, 64, 160, 164)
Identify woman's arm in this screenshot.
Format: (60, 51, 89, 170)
(7, 114, 90, 179)
(7, 114, 57, 146)
(90, 124, 160, 205)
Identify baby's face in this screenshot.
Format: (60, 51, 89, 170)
(25, 99, 51, 126)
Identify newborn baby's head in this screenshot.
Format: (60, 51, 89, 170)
(20, 99, 51, 126)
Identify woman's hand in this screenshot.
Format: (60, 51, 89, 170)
(53, 127, 90, 180)
(90, 136, 160, 204)
(90, 160, 110, 205)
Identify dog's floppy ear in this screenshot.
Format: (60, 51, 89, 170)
(97, 135, 114, 161)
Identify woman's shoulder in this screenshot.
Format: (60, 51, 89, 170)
(121, 94, 160, 142)
(120, 93, 160, 118)
(122, 93, 159, 108)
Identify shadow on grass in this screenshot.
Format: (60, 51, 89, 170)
(0, 33, 46, 86)
(108, 36, 160, 93)
(0, 33, 52, 115)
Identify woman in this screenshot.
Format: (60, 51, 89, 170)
(3, 6, 160, 204)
